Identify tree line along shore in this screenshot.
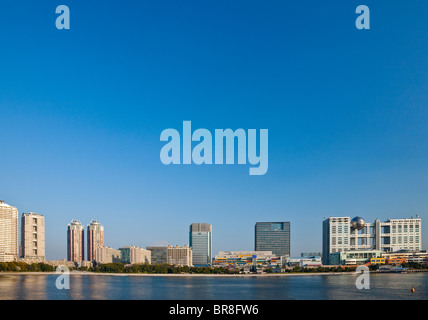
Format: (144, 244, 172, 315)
(1, 261, 427, 275)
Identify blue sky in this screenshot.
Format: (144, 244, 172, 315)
(0, 1, 427, 259)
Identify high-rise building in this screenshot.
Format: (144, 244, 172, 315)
(189, 223, 212, 266)
(0, 200, 19, 262)
(87, 220, 104, 262)
(20, 212, 45, 260)
(67, 220, 85, 262)
(322, 216, 422, 265)
(254, 222, 290, 257)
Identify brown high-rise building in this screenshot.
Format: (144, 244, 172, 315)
(87, 220, 104, 262)
(67, 220, 84, 262)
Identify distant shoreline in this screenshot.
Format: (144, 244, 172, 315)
(2, 270, 426, 277)
(0, 271, 374, 277)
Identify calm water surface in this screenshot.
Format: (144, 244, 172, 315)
(0, 273, 427, 300)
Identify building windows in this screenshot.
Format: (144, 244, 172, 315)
(271, 223, 283, 231)
(358, 238, 366, 245)
(255, 222, 290, 257)
(381, 226, 390, 234)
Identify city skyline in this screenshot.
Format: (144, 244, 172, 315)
(1, 1, 427, 261)
(1, 198, 426, 261)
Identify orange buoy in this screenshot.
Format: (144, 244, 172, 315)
(411, 287, 415, 293)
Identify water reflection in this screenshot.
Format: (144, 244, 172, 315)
(0, 273, 426, 300)
(0, 275, 19, 300)
(86, 275, 108, 300)
(16, 275, 48, 300)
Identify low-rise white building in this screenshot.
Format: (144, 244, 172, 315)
(119, 246, 151, 264)
(96, 246, 121, 264)
(213, 251, 285, 269)
(286, 256, 322, 267)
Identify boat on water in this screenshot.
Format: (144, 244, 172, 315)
(377, 265, 408, 273)
(391, 267, 408, 273)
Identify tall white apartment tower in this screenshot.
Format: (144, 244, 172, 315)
(0, 200, 19, 262)
(21, 212, 46, 260)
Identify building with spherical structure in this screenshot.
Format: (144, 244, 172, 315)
(350, 216, 366, 230)
(322, 216, 422, 265)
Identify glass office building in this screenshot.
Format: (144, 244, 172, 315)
(147, 246, 168, 264)
(255, 222, 290, 257)
(189, 223, 212, 266)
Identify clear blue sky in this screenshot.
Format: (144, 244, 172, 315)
(0, 1, 427, 259)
